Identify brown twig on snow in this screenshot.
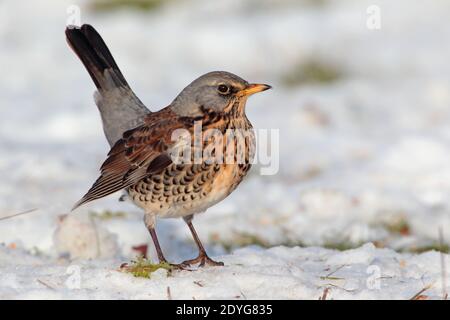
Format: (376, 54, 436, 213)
(167, 286, 172, 300)
(193, 280, 204, 287)
(439, 227, 448, 300)
(319, 287, 330, 300)
(410, 283, 433, 300)
(37, 279, 55, 290)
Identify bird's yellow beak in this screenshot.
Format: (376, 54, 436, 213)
(239, 83, 272, 97)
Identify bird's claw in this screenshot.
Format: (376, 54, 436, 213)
(181, 255, 224, 268)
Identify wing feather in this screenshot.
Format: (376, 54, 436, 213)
(72, 109, 188, 210)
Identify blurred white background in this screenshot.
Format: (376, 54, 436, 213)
(1, 0, 450, 259)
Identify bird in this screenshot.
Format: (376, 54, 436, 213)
(65, 24, 271, 268)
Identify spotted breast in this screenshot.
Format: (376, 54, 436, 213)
(127, 111, 255, 219)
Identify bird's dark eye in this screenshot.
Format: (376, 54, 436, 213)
(217, 84, 230, 95)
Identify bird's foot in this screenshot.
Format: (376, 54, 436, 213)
(181, 254, 224, 268)
(169, 263, 193, 271)
(157, 259, 192, 271)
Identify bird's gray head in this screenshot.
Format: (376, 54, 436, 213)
(170, 71, 271, 117)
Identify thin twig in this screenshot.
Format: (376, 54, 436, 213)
(37, 279, 55, 290)
(319, 287, 330, 300)
(167, 286, 172, 300)
(193, 280, 204, 287)
(439, 227, 448, 300)
(0, 208, 38, 221)
(410, 283, 433, 300)
(325, 283, 357, 293)
(320, 264, 346, 280)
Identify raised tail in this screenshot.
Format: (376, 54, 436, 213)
(65, 24, 128, 89)
(66, 24, 150, 146)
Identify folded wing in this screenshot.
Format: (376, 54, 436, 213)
(72, 109, 185, 210)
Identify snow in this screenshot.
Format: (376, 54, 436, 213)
(1, 0, 450, 299)
(0, 243, 447, 299)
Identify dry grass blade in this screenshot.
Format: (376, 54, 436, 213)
(0, 208, 38, 221)
(320, 264, 346, 280)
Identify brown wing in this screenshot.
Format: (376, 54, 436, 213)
(72, 108, 187, 210)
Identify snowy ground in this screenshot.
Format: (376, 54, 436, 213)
(0, 243, 447, 299)
(1, 0, 450, 299)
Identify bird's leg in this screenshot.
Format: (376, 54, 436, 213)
(182, 215, 224, 267)
(144, 214, 187, 270)
(147, 227, 168, 264)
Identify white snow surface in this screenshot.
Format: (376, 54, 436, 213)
(0, 243, 447, 300)
(1, 0, 450, 299)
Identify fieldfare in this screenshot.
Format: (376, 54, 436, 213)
(66, 24, 271, 267)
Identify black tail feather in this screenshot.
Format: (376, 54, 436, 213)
(65, 24, 128, 89)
